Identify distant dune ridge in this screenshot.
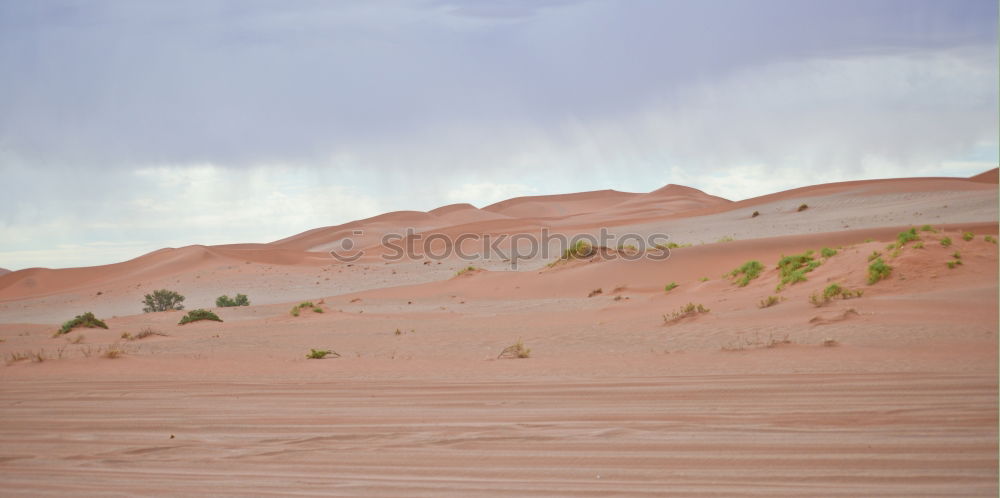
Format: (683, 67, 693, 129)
(0, 169, 997, 495)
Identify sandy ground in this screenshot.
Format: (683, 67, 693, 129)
(0, 172, 997, 496)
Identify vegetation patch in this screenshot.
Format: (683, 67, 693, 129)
(663, 302, 710, 324)
(306, 349, 339, 359)
(776, 251, 821, 290)
(728, 260, 765, 287)
(654, 241, 692, 250)
(920, 224, 937, 232)
(122, 327, 166, 341)
(962, 231, 974, 241)
(985, 235, 997, 244)
(940, 237, 952, 247)
(751, 210, 760, 218)
(455, 266, 479, 276)
(867, 250, 882, 262)
(867, 258, 892, 285)
(758, 295, 782, 309)
(178, 309, 223, 325)
(587, 288, 603, 298)
(142, 289, 185, 313)
(797, 203, 809, 212)
(498, 340, 531, 359)
(820, 247, 837, 258)
(290, 301, 323, 316)
(216, 294, 250, 307)
(57, 312, 108, 336)
(809, 283, 863, 307)
(946, 252, 963, 269)
(895, 227, 920, 247)
(664, 282, 679, 292)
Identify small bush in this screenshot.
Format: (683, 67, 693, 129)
(717, 235, 735, 243)
(758, 295, 781, 308)
(913, 242, 924, 249)
(663, 303, 710, 324)
(216, 293, 250, 307)
(896, 227, 920, 246)
(699, 276, 709, 282)
(57, 312, 108, 335)
(867, 250, 882, 262)
(103, 343, 126, 359)
(985, 235, 997, 244)
(946, 260, 962, 269)
(498, 340, 531, 359)
(820, 247, 837, 258)
(940, 237, 952, 247)
(306, 349, 339, 359)
(664, 282, 679, 292)
(751, 210, 760, 218)
(290, 301, 323, 316)
(776, 251, 820, 290)
(962, 231, 974, 241)
(562, 240, 595, 260)
(867, 258, 892, 285)
(178, 309, 222, 325)
(728, 260, 765, 287)
(810, 283, 864, 306)
(142, 289, 185, 313)
(797, 204, 809, 212)
(920, 224, 936, 232)
(456, 266, 478, 276)
(587, 288, 603, 298)
(128, 327, 166, 340)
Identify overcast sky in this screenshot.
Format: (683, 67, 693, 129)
(1, 0, 997, 270)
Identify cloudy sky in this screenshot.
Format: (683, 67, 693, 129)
(1, 0, 997, 269)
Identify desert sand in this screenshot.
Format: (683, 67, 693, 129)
(1, 171, 997, 496)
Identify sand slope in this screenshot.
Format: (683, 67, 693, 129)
(0, 170, 997, 496)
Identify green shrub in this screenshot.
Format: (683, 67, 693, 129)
(985, 235, 997, 244)
(563, 240, 595, 260)
(811, 283, 864, 306)
(820, 247, 837, 258)
(896, 227, 920, 246)
(664, 282, 679, 292)
(290, 301, 323, 316)
(57, 312, 108, 335)
(867, 258, 892, 285)
(663, 303, 710, 323)
(962, 231, 974, 241)
(776, 251, 820, 290)
(456, 266, 478, 276)
(920, 224, 936, 232)
(306, 349, 338, 359)
(946, 260, 963, 269)
(142, 289, 185, 313)
(867, 250, 882, 262)
(940, 237, 952, 247)
(913, 242, 924, 249)
(728, 260, 765, 287)
(216, 293, 250, 307)
(178, 309, 222, 325)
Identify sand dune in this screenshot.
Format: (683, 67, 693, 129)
(0, 170, 997, 496)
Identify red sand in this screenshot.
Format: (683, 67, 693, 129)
(0, 170, 997, 495)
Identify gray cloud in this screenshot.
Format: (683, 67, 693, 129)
(0, 0, 996, 269)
